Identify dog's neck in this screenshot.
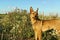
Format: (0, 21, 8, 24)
(30, 18, 37, 24)
(30, 17, 40, 24)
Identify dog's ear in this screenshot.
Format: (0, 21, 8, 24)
(36, 8, 39, 13)
(30, 7, 34, 13)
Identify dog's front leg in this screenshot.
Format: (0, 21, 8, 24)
(35, 31, 38, 40)
(38, 31, 42, 40)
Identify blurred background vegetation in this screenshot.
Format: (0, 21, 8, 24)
(0, 8, 60, 40)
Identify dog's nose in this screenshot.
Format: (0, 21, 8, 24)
(35, 16, 36, 17)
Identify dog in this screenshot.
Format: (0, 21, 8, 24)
(30, 7, 60, 40)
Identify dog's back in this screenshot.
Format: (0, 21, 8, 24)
(42, 19, 60, 35)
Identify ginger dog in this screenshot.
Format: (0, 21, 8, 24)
(30, 7, 60, 40)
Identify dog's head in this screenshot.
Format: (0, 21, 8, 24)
(30, 7, 39, 19)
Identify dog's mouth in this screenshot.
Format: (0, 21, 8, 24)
(32, 17, 35, 18)
(32, 16, 37, 19)
(31, 15, 38, 19)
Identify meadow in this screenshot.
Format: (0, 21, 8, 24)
(0, 8, 60, 40)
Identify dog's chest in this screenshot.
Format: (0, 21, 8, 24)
(32, 21, 42, 31)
